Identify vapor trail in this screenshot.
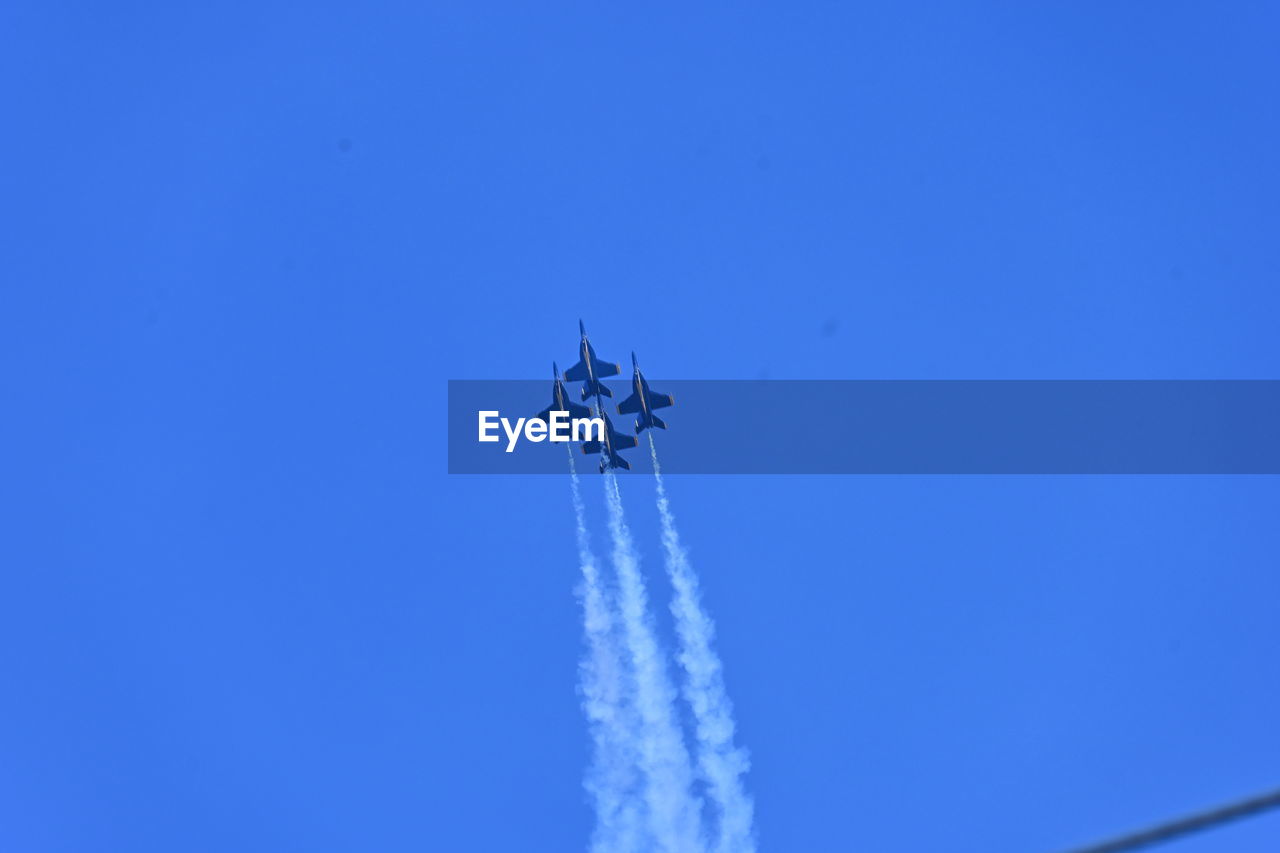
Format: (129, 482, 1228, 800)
(602, 471, 705, 853)
(649, 434, 755, 853)
(568, 449, 646, 853)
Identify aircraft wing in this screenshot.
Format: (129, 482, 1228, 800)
(617, 392, 642, 415)
(563, 360, 590, 382)
(648, 392, 674, 410)
(535, 400, 590, 424)
(563, 399, 592, 420)
(592, 357, 621, 378)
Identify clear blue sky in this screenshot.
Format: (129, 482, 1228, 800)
(3, 3, 1279, 851)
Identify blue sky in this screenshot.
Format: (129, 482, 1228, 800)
(3, 2, 1279, 851)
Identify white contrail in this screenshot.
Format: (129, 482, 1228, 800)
(567, 449, 646, 853)
(603, 470, 705, 853)
(649, 434, 755, 853)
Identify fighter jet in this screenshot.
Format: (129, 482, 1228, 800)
(532, 363, 592, 426)
(581, 408, 638, 472)
(564, 320, 621, 402)
(617, 352, 675, 434)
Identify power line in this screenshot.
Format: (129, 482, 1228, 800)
(1058, 787, 1280, 853)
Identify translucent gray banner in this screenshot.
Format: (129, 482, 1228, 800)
(447, 380, 1280, 474)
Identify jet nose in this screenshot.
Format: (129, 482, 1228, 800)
(579, 319, 586, 336)
(631, 351, 638, 369)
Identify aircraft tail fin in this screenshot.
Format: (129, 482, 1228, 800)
(601, 452, 631, 472)
(637, 414, 667, 433)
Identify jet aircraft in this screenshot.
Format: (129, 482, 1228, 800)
(564, 320, 620, 401)
(581, 408, 638, 472)
(533, 363, 592, 425)
(617, 352, 675, 433)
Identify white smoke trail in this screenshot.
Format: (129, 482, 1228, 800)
(568, 449, 647, 853)
(649, 434, 755, 853)
(602, 471, 705, 853)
